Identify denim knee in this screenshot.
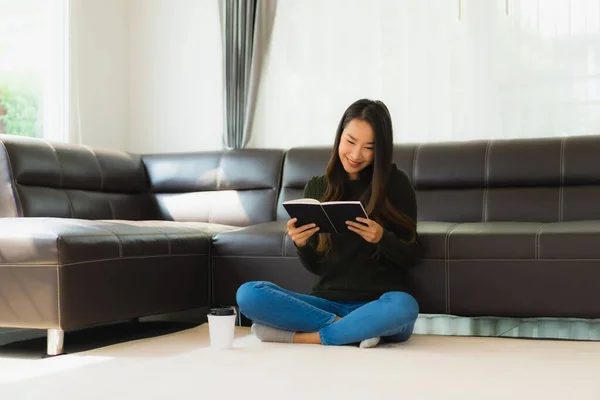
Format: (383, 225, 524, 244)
(236, 281, 260, 311)
(380, 291, 420, 323)
(235, 281, 274, 314)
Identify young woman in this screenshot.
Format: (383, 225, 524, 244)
(236, 99, 422, 348)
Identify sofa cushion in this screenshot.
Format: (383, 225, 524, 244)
(210, 221, 316, 307)
(538, 221, 600, 259)
(416, 222, 460, 260)
(143, 149, 285, 226)
(211, 220, 451, 315)
(212, 220, 460, 260)
(0, 134, 158, 220)
(445, 221, 600, 318)
(275, 145, 417, 221)
(0, 218, 235, 330)
(275, 148, 331, 221)
(211, 221, 289, 257)
(448, 222, 547, 260)
(0, 218, 232, 265)
(446, 221, 600, 260)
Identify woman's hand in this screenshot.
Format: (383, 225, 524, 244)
(346, 217, 384, 243)
(287, 218, 320, 247)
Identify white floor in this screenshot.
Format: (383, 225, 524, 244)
(0, 323, 599, 400)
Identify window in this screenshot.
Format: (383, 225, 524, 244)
(0, 0, 69, 141)
(251, 0, 600, 147)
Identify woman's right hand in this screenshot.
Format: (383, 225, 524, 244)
(287, 218, 320, 247)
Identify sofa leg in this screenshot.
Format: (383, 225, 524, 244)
(47, 329, 64, 356)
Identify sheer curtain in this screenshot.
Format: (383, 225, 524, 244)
(220, 0, 277, 149)
(249, 0, 600, 148)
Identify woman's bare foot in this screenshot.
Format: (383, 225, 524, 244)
(292, 332, 321, 344)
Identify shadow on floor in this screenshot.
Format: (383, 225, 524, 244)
(0, 321, 199, 360)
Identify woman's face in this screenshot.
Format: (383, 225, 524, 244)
(337, 119, 375, 180)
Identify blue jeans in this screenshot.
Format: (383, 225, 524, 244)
(236, 281, 419, 346)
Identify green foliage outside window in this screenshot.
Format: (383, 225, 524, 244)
(0, 72, 42, 138)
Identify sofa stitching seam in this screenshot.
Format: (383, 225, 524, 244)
(445, 223, 460, 314)
(83, 145, 104, 191)
(483, 140, 492, 222)
(82, 225, 123, 257)
(7, 255, 600, 266)
(65, 191, 75, 218)
(560, 137, 566, 222)
(107, 200, 115, 219)
(65, 253, 208, 267)
(535, 223, 548, 259)
(210, 153, 225, 224)
(46, 141, 62, 188)
(412, 144, 420, 186)
(165, 233, 171, 255)
(49, 139, 75, 218)
(559, 186, 564, 222)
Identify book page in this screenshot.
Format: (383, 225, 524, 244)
(283, 198, 321, 205)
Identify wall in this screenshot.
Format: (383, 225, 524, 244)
(70, 0, 130, 151)
(128, 0, 223, 154)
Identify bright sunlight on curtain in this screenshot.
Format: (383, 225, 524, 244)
(249, 0, 600, 149)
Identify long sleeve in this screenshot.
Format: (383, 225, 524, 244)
(375, 169, 423, 268)
(294, 176, 326, 275)
(295, 236, 321, 274)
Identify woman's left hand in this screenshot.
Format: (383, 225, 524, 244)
(346, 217, 384, 243)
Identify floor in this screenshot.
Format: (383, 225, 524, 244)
(0, 319, 599, 399)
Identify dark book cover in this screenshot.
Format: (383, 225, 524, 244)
(283, 199, 368, 234)
(282, 201, 335, 233)
(321, 201, 368, 233)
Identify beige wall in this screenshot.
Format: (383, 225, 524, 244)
(71, 0, 223, 154)
(70, 0, 130, 151)
(128, 0, 223, 154)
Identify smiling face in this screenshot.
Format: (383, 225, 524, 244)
(337, 118, 375, 180)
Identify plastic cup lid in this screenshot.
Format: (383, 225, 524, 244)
(208, 307, 235, 316)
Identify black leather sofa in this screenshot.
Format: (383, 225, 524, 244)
(1, 133, 599, 355)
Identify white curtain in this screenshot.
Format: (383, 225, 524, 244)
(249, 0, 600, 148)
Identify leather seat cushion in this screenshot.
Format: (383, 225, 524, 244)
(211, 221, 291, 257)
(212, 220, 459, 260)
(0, 218, 236, 330)
(0, 218, 235, 266)
(446, 221, 600, 260)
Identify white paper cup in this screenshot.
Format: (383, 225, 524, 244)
(207, 307, 237, 349)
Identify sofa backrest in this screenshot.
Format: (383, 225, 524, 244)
(277, 135, 600, 223)
(143, 149, 284, 227)
(276, 147, 331, 221)
(5, 133, 599, 225)
(0, 134, 158, 219)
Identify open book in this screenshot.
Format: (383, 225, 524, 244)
(282, 198, 369, 233)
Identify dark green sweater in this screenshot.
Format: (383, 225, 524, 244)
(296, 164, 422, 302)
